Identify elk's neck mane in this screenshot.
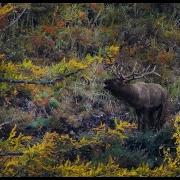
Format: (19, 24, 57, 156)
(110, 83, 138, 106)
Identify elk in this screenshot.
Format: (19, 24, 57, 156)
(104, 62, 168, 131)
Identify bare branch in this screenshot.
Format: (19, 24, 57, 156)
(0, 7, 27, 32)
(0, 152, 23, 156)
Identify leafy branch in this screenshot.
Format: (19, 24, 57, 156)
(0, 69, 83, 85)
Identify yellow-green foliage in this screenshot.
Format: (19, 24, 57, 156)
(50, 58, 88, 76)
(0, 61, 22, 79)
(155, 16, 180, 42)
(84, 54, 103, 64)
(0, 3, 14, 17)
(0, 42, 118, 95)
(167, 78, 180, 100)
(0, 61, 22, 95)
(20, 59, 49, 78)
(0, 57, 89, 96)
(0, 115, 179, 177)
(105, 45, 119, 64)
(173, 114, 180, 161)
(0, 59, 49, 96)
(50, 52, 106, 78)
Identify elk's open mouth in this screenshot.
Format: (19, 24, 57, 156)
(104, 85, 108, 90)
(104, 80, 110, 90)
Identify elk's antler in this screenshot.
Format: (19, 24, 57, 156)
(109, 61, 161, 82)
(123, 63, 161, 82)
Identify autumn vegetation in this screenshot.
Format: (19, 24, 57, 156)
(0, 3, 179, 177)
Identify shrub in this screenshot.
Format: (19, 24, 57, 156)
(49, 97, 60, 109)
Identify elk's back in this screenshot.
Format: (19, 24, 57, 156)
(132, 82, 167, 109)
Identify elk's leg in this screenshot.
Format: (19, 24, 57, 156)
(156, 104, 163, 130)
(136, 109, 143, 131)
(136, 110, 140, 130)
(149, 108, 157, 130)
(148, 111, 152, 129)
(150, 105, 162, 131)
(142, 109, 149, 131)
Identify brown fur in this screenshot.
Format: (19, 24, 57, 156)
(104, 79, 168, 131)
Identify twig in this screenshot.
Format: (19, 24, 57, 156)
(93, 10, 101, 25)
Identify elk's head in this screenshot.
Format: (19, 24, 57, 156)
(104, 62, 160, 92)
(104, 74, 125, 92)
